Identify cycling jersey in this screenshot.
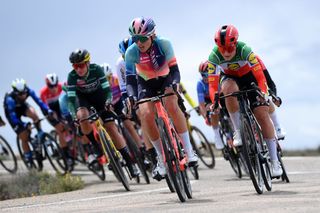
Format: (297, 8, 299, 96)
(67, 63, 112, 116)
(208, 41, 267, 103)
(109, 75, 122, 105)
(115, 56, 127, 95)
(4, 87, 50, 132)
(256, 55, 277, 95)
(196, 79, 211, 104)
(40, 83, 63, 116)
(125, 36, 180, 98)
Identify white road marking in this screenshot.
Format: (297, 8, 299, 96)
(2, 180, 196, 211)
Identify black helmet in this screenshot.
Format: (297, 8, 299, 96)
(69, 48, 91, 64)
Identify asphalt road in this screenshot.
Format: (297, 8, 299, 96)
(1, 156, 320, 213)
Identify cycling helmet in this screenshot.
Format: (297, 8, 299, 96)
(12, 78, 27, 93)
(69, 48, 90, 64)
(46, 73, 59, 87)
(129, 17, 156, 37)
(214, 25, 239, 48)
(100, 63, 112, 76)
(199, 60, 209, 73)
(118, 37, 134, 55)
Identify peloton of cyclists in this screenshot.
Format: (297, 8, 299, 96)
(124, 17, 198, 180)
(207, 24, 282, 177)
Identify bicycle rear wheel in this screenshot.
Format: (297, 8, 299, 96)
(158, 118, 186, 202)
(240, 118, 264, 194)
(17, 136, 42, 171)
(0, 135, 18, 173)
(99, 130, 130, 191)
(226, 146, 242, 178)
(190, 126, 215, 169)
(42, 133, 68, 174)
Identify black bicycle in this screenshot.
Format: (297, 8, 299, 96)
(17, 119, 68, 174)
(220, 88, 272, 194)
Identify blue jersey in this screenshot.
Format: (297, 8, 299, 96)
(196, 79, 210, 104)
(4, 87, 50, 126)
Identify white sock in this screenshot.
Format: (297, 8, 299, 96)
(229, 111, 241, 131)
(150, 138, 163, 162)
(265, 138, 278, 161)
(179, 131, 194, 157)
(269, 111, 280, 129)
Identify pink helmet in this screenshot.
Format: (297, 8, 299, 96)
(129, 17, 156, 37)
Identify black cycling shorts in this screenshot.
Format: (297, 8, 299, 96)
(220, 72, 269, 110)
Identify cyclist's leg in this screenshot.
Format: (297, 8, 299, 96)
(268, 101, 286, 140)
(163, 87, 198, 165)
(221, 77, 241, 146)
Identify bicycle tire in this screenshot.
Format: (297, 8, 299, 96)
(240, 118, 264, 194)
(42, 132, 68, 174)
(172, 130, 192, 199)
(227, 147, 242, 178)
(16, 136, 42, 171)
(99, 130, 130, 191)
(190, 126, 215, 169)
(165, 175, 175, 193)
(0, 135, 18, 173)
(277, 150, 290, 183)
(252, 121, 272, 191)
(123, 128, 150, 184)
(158, 118, 186, 202)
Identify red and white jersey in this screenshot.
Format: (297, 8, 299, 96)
(40, 83, 63, 105)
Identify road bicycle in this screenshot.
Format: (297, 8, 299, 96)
(220, 87, 272, 194)
(0, 134, 18, 174)
(81, 107, 130, 191)
(17, 119, 68, 174)
(136, 91, 192, 202)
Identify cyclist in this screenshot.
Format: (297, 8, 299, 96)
(3, 79, 53, 167)
(117, 37, 156, 168)
(256, 55, 286, 140)
(125, 17, 198, 180)
(197, 61, 225, 150)
(67, 49, 139, 177)
(207, 24, 282, 177)
(40, 73, 74, 166)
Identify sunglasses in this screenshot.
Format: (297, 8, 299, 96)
(201, 73, 209, 78)
(73, 63, 87, 69)
(218, 45, 236, 54)
(132, 36, 149, 43)
(48, 84, 58, 89)
(16, 91, 27, 96)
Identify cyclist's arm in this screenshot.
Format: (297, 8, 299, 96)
(66, 73, 78, 118)
(125, 48, 138, 98)
(97, 66, 112, 101)
(196, 82, 208, 118)
(115, 57, 128, 96)
(4, 95, 23, 126)
(39, 87, 48, 104)
(28, 87, 50, 115)
(256, 55, 277, 95)
(162, 38, 180, 84)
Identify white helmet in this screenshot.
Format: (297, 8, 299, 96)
(101, 63, 112, 77)
(46, 73, 59, 87)
(12, 78, 27, 93)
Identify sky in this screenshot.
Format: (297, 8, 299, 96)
(0, 0, 320, 151)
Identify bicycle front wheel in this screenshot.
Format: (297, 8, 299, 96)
(17, 136, 42, 171)
(158, 118, 186, 202)
(99, 130, 130, 191)
(190, 126, 215, 169)
(240, 118, 264, 194)
(0, 135, 18, 173)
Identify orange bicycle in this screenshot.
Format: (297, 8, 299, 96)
(136, 92, 192, 202)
